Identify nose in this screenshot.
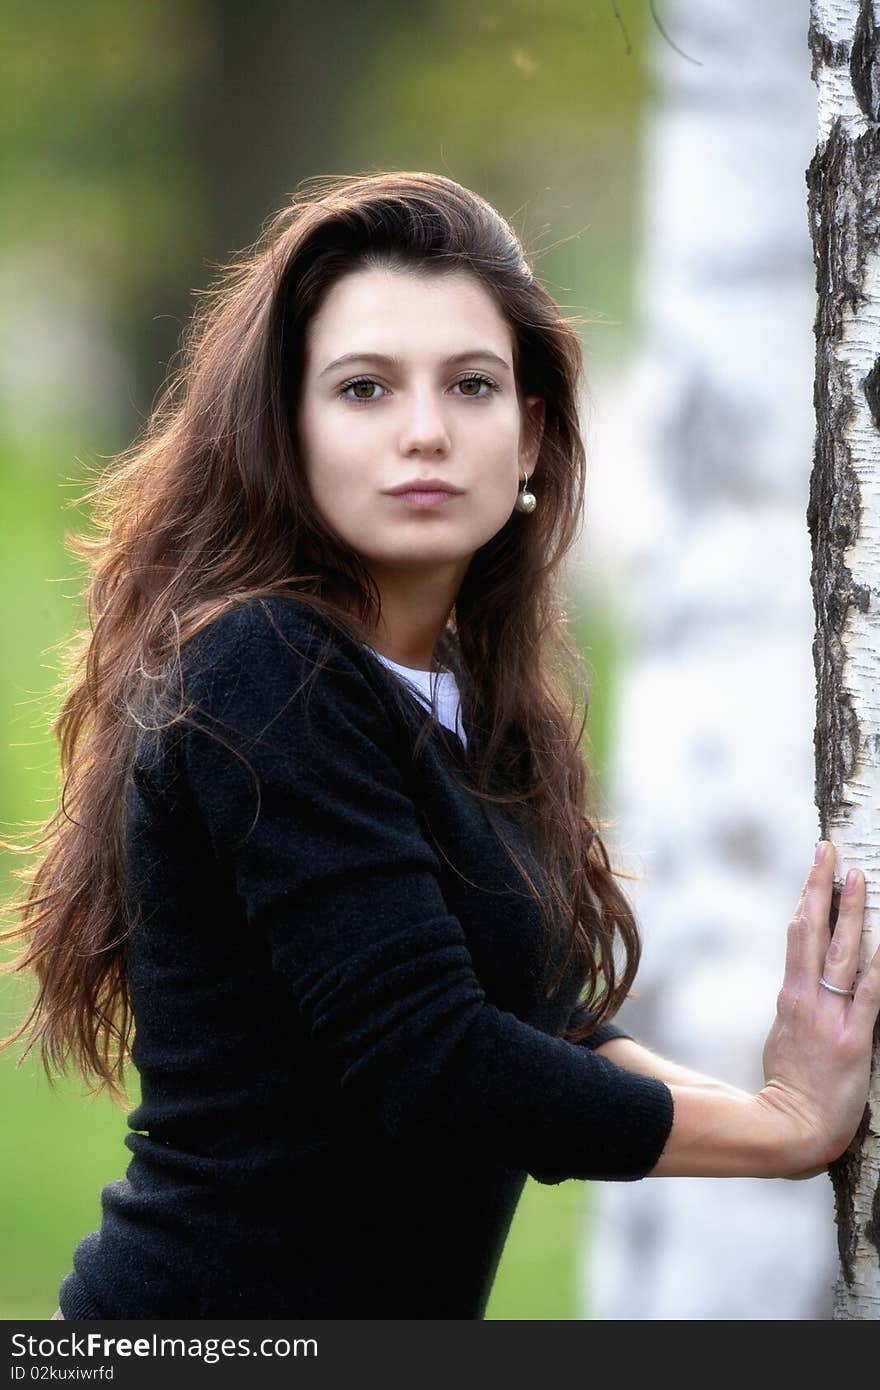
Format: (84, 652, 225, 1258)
(398, 390, 451, 457)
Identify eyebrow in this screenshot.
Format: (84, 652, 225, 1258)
(318, 349, 512, 379)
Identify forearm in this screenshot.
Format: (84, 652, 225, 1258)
(594, 1036, 752, 1100)
(594, 1038, 808, 1178)
(647, 1084, 819, 1177)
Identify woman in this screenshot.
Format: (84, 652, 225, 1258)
(3, 171, 877, 1320)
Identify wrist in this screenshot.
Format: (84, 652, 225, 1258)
(648, 1086, 803, 1178)
(754, 1085, 821, 1177)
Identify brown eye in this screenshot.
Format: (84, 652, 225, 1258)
(454, 374, 499, 398)
(342, 378, 383, 402)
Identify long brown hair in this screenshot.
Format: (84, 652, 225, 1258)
(0, 170, 642, 1105)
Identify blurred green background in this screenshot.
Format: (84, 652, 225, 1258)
(1, 0, 650, 1319)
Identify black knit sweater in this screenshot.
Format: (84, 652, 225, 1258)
(57, 596, 673, 1319)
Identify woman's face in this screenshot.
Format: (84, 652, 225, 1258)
(298, 266, 543, 583)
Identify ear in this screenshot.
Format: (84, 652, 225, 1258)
(520, 395, 545, 474)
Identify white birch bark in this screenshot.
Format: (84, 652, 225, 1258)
(578, 0, 839, 1319)
(807, 0, 880, 1321)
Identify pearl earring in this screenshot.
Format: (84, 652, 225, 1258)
(514, 470, 536, 514)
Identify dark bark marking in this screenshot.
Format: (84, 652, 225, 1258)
(829, 1102, 871, 1287)
(864, 1124, 880, 1266)
(807, 19, 850, 86)
(852, 0, 880, 123)
(865, 357, 880, 430)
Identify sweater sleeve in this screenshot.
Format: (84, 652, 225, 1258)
(565, 1002, 635, 1052)
(181, 599, 674, 1183)
(524, 1006, 637, 1186)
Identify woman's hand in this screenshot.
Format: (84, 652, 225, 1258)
(758, 841, 880, 1176)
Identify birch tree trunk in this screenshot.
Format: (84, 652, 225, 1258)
(580, 0, 838, 1319)
(807, 0, 880, 1322)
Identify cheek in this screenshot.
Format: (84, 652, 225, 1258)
(482, 442, 522, 498)
(300, 414, 367, 496)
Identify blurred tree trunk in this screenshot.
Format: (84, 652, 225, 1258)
(582, 0, 837, 1318)
(807, 0, 880, 1321)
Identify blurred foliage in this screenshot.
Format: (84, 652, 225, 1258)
(345, 0, 650, 365)
(0, 0, 211, 447)
(0, 0, 650, 1320)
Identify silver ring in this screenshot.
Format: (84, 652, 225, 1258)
(819, 975, 855, 997)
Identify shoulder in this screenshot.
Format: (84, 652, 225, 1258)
(179, 595, 399, 750)
(182, 596, 376, 700)
(184, 595, 353, 667)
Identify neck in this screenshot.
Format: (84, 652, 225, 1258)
(364, 564, 466, 670)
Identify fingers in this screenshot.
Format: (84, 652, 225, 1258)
(819, 865, 864, 996)
(849, 937, 880, 1036)
(784, 842, 835, 987)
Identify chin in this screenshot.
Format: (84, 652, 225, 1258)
(363, 540, 474, 571)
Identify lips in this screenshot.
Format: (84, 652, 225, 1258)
(389, 489, 459, 508)
(385, 479, 463, 495)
